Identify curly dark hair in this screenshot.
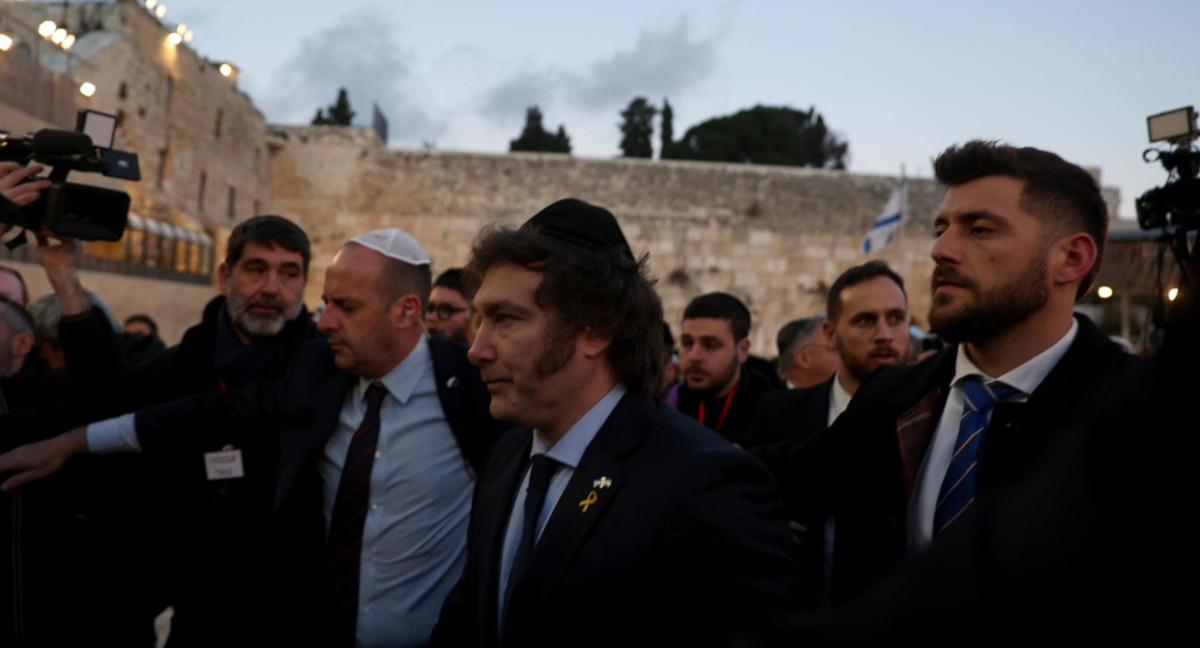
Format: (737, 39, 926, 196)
(933, 140, 1108, 300)
(463, 225, 664, 395)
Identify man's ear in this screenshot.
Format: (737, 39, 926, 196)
(820, 320, 837, 349)
(1051, 232, 1098, 290)
(579, 328, 612, 360)
(736, 336, 751, 364)
(791, 345, 810, 370)
(217, 263, 231, 296)
(10, 331, 34, 364)
(391, 294, 423, 328)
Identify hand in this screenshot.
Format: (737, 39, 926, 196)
(34, 228, 81, 275)
(0, 428, 88, 492)
(790, 520, 807, 547)
(0, 161, 53, 208)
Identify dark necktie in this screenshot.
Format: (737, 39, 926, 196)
(933, 377, 1019, 535)
(503, 454, 559, 619)
(317, 381, 388, 648)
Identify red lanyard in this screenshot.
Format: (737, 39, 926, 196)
(697, 382, 739, 433)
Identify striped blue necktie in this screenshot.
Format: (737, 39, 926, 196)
(933, 377, 1019, 535)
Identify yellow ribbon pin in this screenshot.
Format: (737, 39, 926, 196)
(579, 490, 599, 513)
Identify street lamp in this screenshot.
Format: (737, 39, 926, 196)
(62, 34, 76, 50)
(167, 32, 182, 46)
(1097, 286, 1113, 299)
(38, 21, 56, 37)
(0, 34, 12, 52)
(79, 81, 97, 98)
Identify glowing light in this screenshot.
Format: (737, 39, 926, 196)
(145, 0, 158, 9)
(79, 81, 96, 97)
(1097, 286, 1113, 299)
(155, 5, 166, 18)
(183, 29, 194, 43)
(62, 34, 76, 50)
(0, 34, 13, 52)
(176, 23, 187, 34)
(51, 28, 67, 44)
(38, 21, 57, 37)
(219, 63, 234, 77)
(167, 32, 182, 46)
(1168, 288, 1179, 302)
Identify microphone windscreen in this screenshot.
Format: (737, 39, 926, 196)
(32, 130, 94, 157)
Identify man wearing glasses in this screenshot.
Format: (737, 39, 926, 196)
(426, 268, 472, 343)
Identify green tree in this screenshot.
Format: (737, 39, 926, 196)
(509, 106, 572, 154)
(660, 98, 674, 159)
(327, 88, 356, 125)
(618, 97, 657, 158)
(668, 105, 849, 169)
(312, 89, 356, 126)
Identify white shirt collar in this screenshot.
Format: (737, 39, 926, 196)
(951, 318, 1079, 395)
(531, 383, 628, 470)
(830, 372, 854, 418)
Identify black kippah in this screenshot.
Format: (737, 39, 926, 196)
(522, 198, 635, 262)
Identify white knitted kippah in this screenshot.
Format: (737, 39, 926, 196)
(349, 228, 430, 266)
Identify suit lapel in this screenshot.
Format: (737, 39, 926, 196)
(505, 392, 650, 626)
(887, 348, 957, 505)
(478, 431, 533, 642)
(806, 378, 835, 433)
(894, 388, 942, 503)
(273, 371, 354, 511)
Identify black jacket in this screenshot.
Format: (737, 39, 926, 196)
(752, 314, 1146, 608)
(431, 390, 802, 648)
(675, 363, 779, 444)
(130, 334, 506, 646)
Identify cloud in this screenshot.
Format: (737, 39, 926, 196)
(478, 15, 719, 124)
(256, 9, 444, 143)
(480, 69, 564, 123)
(571, 16, 719, 110)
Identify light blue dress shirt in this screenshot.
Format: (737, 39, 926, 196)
(319, 336, 475, 648)
(496, 383, 627, 630)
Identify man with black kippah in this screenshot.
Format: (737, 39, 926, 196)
(431, 198, 800, 648)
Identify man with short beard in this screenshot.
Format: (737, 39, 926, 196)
(753, 140, 1142, 611)
(673, 292, 779, 443)
(0, 215, 321, 646)
(744, 261, 909, 608)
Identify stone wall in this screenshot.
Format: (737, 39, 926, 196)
(269, 127, 968, 357)
(4, 0, 270, 236)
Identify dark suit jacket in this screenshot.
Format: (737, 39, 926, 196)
(753, 314, 1144, 608)
(741, 378, 836, 608)
(132, 334, 506, 646)
(740, 378, 834, 450)
(431, 389, 802, 648)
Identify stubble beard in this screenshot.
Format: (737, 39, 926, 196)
(928, 255, 1050, 344)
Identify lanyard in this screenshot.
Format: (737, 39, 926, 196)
(697, 382, 739, 433)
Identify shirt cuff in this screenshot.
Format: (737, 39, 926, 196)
(86, 413, 142, 454)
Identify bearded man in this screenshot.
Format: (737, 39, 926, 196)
(752, 140, 1142, 609)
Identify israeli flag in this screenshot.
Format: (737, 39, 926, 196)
(861, 185, 905, 253)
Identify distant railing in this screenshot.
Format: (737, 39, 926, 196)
(1, 215, 215, 286)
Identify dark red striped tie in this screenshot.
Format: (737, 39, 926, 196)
(317, 381, 388, 648)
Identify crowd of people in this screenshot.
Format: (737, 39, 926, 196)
(0, 141, 1192, 647)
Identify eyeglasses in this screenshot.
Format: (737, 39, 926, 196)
(426, 302, 468, 321)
